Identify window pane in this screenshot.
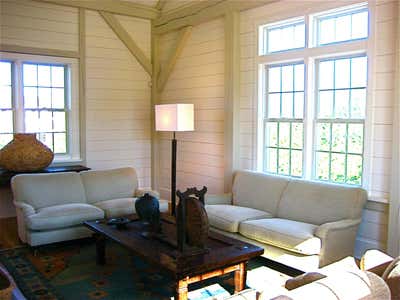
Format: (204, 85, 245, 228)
(266, 20, 305, 53)
(0, 134, 13, 149)
(267, 148, 277, 173)
(347, 154, 362, 185)
(316, 151, 329, 180)
(23, 64, 37, 86)
(335, 89, 350, 118)
(335, 15, 351, 42)
(279, 122, 290, 148)
(38, 132, 53, 150)
(0, 62, 11, 85)
(281, 65, 293, 92)
(278, 149, 290, 174)
(268, 67, 280, 92)
(51, 88, 65, 109)
(331, 153, 346, 183)
(318, 91, 334, 118)
(53, 111, 66, 132)
(319, 60, 334, 90)
(54, 132, 67, 153)
(268, 94, 280, 118)
(294, 64, 304, 91)
(281, 93, 293, 118)
(39, 111, 52, 132)
(291, 122, 303, 149)
(0, 111, 13, 133)
(291, 150, 303, 177)
(24, 87, 38, 108)
(351, 11, 368, 39)
(348, 124, 363, 154)
(266, 122, 278, 147)
(351, 56, 367, 88)
(51, 66, 64, 87)
(351, 89, 366, 118)
(0, 86, 12, 109)
(38, 65, 51, 86)
(25, 111, 39, 133)
(316, 123, 331, 151)
(335, 59, 350, 89)
(294, 92, 304, 118)
(331, 123, 346, 153)
(319, 18, 335, 45)
(38, 87, 51, 108)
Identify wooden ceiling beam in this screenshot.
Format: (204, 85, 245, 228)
(154, 0, 278, 34)
(33, 0, 160, 19)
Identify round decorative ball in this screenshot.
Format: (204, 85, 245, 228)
(0, 133, 54, 172)
(135, 193, 160, 224)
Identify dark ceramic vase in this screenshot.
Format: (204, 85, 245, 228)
(135, 193, 160, 235)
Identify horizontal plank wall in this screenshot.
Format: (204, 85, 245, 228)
(239, 0, 399, 257)
(1, 0, 79, 51)
(85, 10, 152, 188)
(157, 18, 225, 199)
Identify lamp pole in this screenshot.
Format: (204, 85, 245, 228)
(171, 131, 177, 216)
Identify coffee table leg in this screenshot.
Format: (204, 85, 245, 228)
(234, 262, 246, 293)
(95, 234, 106, 265)
(175, 277, 188, 300)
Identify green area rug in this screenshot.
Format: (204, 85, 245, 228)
(0, 239, 267, 300)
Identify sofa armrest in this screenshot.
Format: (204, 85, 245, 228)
(13, 201, 35, 217)
(134, 188, 160, 199)
(205, 193, 232, 205)
(314, 218, 361, 267)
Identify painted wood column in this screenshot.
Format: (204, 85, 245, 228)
(224, 10, 240, 192)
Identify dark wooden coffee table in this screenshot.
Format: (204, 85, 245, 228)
(84, 215, 263, 300)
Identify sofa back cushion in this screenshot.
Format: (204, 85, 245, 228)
(232, 170, 290, 215)
(80, 167, 138, 203)
(11, 172, 87, 210)
(277, 179, 367, 225)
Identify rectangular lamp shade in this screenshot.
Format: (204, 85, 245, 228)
(155, 104, 194, 132)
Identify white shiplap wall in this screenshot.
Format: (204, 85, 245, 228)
(0, 0, 79, 51)
(239, 0, 398, 256)
(157, 18, 225, 199)
(85, 10, 152, 188)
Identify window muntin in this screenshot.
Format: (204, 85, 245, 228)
(0, 61, 14, 148)
(315, 55, 367, 185)
(22, 63, 68, 154)
(262, 19, 305, 54)
(264, 62, 305, 177)
(316, 7, 368, 46)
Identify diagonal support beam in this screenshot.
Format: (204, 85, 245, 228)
(157, 26, 192, 92)
(100, 11, 152, 76)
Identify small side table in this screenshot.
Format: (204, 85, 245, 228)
(0, 165, 90, 188)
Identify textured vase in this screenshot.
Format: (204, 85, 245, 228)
(0, 133, 54, 172)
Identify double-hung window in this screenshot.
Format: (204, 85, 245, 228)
(0, 53, 80, 162)
(259, 3, 368, 186)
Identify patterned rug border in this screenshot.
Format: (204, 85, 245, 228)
(0, 246, 64, 300)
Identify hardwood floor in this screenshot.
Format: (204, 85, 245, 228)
(0, 217, 23, 250)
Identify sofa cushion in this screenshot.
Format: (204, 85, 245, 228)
(232, 171, 290, 216)
(239, 218, 321, 255)
(11, 172, 87, 210)
(80, 168, 138, 204)
(26, 204, 104, 231)
(277, 179, 367, 225)
(205, 204, 272, 233)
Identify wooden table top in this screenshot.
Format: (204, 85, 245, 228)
(84, 214, 264, 279)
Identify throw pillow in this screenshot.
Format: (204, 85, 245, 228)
(284, 272, 326, 290)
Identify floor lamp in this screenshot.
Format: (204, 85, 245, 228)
(155, 104, 194, 216)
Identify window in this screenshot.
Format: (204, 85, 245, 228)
(0, 53, 80, 162)
(259, 3, 368, 186)
(265, 62, 304, 177)
(260, 18, 305, 55)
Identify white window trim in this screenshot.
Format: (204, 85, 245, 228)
(254, 3, 372, 192)
(0, 52, 81, 164)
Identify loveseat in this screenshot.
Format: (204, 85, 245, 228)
(11, 167, 168, 246)
(205, 170, 367, 271)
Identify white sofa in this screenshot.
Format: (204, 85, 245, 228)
(11, 167, 168, 246)
(205, 170, 367, 271)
